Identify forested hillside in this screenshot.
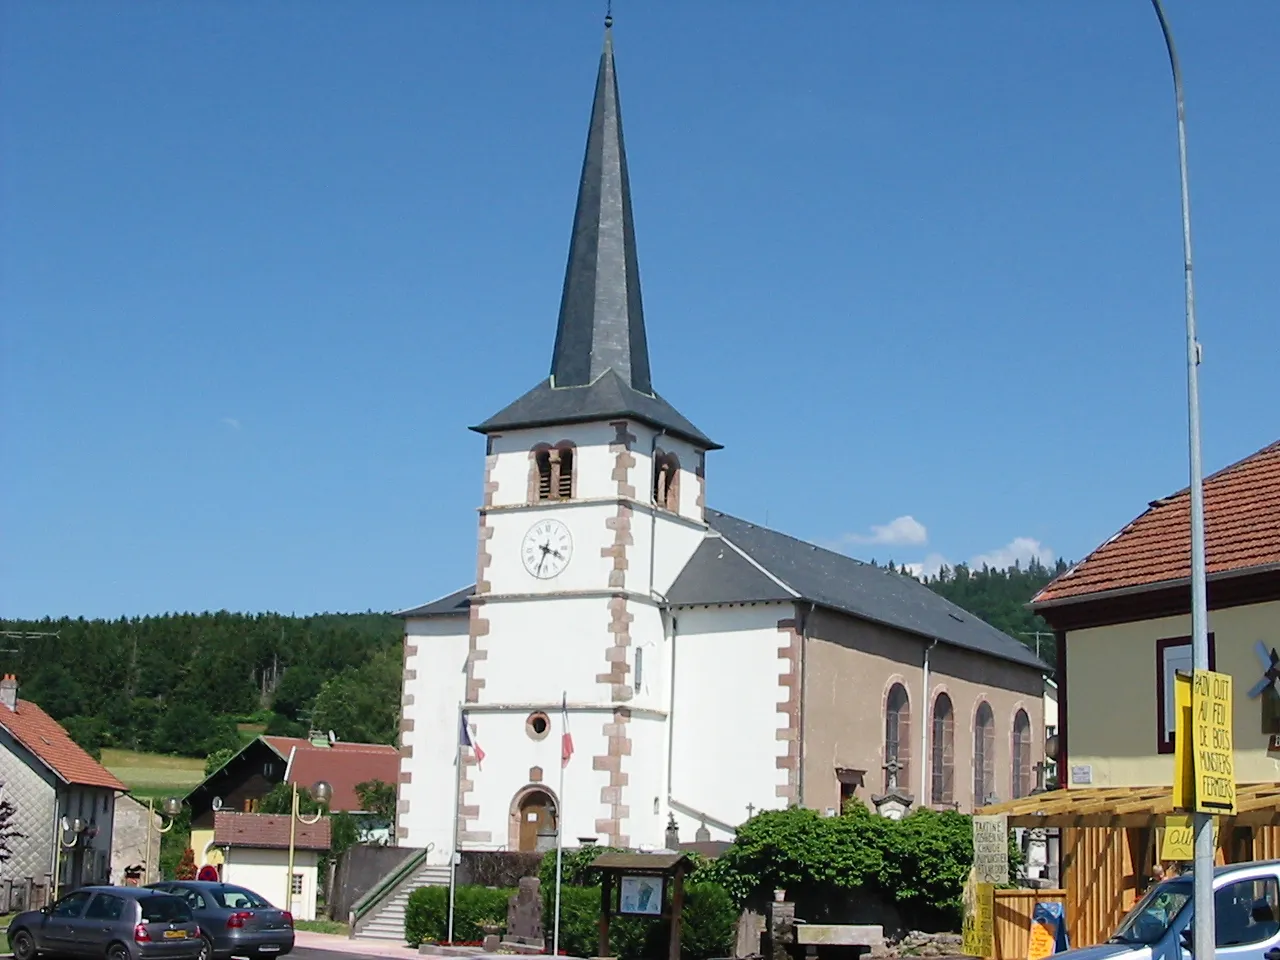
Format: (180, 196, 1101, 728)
(0, 612, 403, 757)
(3, 560, 1066, 763)
(875, 557, 1068, 656)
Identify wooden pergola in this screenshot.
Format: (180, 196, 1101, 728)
(978, 784, 1280, 948)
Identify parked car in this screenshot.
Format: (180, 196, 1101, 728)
(7, 887, 205, 960)
(1058, 860, 1280, 960)
(144, 882, 294, 960)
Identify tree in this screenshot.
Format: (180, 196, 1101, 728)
(63, 716, 110, 760)
(204, 748, 237, 776)
(259, 782, 322, 817)
(0, 798, 23, 863)
(355, 780, 397, 820)
(310, 649, 401, 745)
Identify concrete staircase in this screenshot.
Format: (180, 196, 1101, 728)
(351, 853, 452, 943)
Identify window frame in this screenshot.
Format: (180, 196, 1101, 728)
(1156, 634, 1217, 754)
(973, 701, 995, 806)
(1011, 708, 1033, 799)
(884, 683, 911, 793)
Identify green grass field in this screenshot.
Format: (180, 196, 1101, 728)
(101, 748, 206, 798)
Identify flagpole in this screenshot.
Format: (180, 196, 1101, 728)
(448, 702, 463, 945)
(553, 693, 567, 958)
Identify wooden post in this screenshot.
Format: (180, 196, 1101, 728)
(668, 864, 686, 960)
(599, 871, 613, 958)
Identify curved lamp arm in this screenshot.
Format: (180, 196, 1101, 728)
(297, 780, 332, 825)
(156, 797, 183, 834)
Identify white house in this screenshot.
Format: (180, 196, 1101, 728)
(394, 25, 1049, 864)
(213, 812, 329, 922)
(0, 674, 125, 899)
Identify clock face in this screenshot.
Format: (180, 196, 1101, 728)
(522, 519, 573, 580)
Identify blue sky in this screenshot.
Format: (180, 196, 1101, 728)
(2, 2, 1277, 619)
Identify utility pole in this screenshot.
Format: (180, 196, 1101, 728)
(1146, 3, 1214, 959)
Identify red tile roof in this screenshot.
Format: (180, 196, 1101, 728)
(285, 743, 400, 813)
(213, 811, 331, 851)
(0, 690, 127, 791)
(1034, 440, 1280, 605)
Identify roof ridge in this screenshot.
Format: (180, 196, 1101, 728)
(713, 532, 801, 598)
(1152, 437, 1280, 504)
(708, 509, 871, 569)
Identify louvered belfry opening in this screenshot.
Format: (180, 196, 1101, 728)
(536, 451, 553, 500)
(556, 448, 573, 499)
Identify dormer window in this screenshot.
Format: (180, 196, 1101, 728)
(532, 443, 575, 502)
(652, 451, 680, 510)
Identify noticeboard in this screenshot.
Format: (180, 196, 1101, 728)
(972, 814, 1009, 886)
(618, 875, 664, 916)
(1192, 669, 1236, 815)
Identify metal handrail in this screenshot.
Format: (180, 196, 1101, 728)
(348, 842, 435, 931)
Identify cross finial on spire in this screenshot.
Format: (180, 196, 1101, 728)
(605, 0, 613, 30)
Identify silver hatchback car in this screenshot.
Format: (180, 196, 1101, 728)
(8, 887, 206, 960)
(145, 882, 294, 959)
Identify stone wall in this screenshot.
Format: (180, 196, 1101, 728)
(110, 795, 161, 885)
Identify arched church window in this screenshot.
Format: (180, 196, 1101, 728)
(973, 701, 995, 805)
(652, 451, 680, 510)
(884, 683, 910, 793)
(1011, 709, 1032, 799)
(930, 693, 955, 806)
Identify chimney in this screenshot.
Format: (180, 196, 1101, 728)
(0, 675, 17, 711)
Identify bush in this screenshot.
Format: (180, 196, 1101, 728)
(701, 804, 1019, 931)
(404, 885, 515, 947)
(542, 882, 737, 960)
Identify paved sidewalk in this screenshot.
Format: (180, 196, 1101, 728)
(294, 931, 419, 958)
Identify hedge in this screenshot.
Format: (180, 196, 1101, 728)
(542, 882, 736, 960)
(404, 884, 515, 946)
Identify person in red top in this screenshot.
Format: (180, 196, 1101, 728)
(197, 864, 219, 882)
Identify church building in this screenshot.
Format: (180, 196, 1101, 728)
(395, 25, 1047, 860)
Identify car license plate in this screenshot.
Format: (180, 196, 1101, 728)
(163, 931, 187, 939)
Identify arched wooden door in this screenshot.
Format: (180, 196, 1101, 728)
(517, 790, 558, 852)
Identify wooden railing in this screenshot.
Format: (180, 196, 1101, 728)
(992, 888, 1067, 960)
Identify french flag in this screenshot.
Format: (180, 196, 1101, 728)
(460, 713, 485, 769)
(561, 695, 574, 768)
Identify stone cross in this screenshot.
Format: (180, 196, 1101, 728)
(746, 803, 756, 819)
(883, 758, 905, 791)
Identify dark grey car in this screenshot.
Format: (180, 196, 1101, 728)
(7, 887, 205, 960)
(145, 883, 294, 960)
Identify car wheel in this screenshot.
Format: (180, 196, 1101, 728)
(11, 930, 37, 960)
(107, 941, 131, 960)
(197, 935, 213, 960)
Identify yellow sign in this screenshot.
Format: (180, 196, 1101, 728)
(963, 882, 995, 958)
(1173, 672, 1193, 809)
(1161, 815, 1220, 861)
(1028, 919, 1056, 960)
(1192, 669, 1236, 815)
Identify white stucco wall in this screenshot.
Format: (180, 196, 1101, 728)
(222, 847, 319, 920)
(398, 616, 468, 858)
(668, 603, 791, 840)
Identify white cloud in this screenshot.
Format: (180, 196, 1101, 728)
(970, 537, 1055, 571)
(903, 553, 949, 579)
(843, 515, 928, 547)
(221, 417, 242, 431)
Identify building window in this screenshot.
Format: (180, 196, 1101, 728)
(1012, 709, 1032, 799)
(634, 647, 643, 693)
(533, 444, 575, 502)
(1156, 634, 1217, 754)
(931, 693, 955, 806)
(526, 712, 550, 741)
(884, 683, 910, 792)
(973, 701, 995, 806)
(291, 874, 304, 896)
(652, 451, 680, 510)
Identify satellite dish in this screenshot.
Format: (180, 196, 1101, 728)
(328, 730, 337, 745)
(212, 797, 223, 812)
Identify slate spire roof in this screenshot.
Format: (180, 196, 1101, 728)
(473, 23, 717, 450)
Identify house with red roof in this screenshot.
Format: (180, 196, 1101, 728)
(1032, 438, 1280, 791)
(185, 734, 398, 872)
(0, 674, 127, 898)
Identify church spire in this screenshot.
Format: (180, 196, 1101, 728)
(549, 20, 651, 394)
(473, 21, 718, 451)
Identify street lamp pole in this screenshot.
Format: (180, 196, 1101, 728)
(286, 781, 331, 917)
(146, 797, 183, 886)
(1146, 3, 1213, 958)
